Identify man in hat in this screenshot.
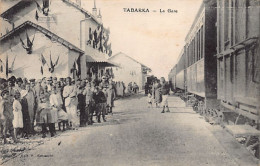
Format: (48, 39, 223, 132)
(0, 79, 8, 91)
(0, 90, 18, 143)
(99, 76, 108, 89)
(30, 79, 38, 131)
(46, 77, 53, 92)
(52, 77, 58, 88)
(93, 86, 107, 123)
(83, 80, 95, 125)
(160, 77, 170, 113)
(30, 79, 37, 99)
(63, 77, 78, 129)
(14, 77, 23, 93)
(7, 78, 16, 100)
(76, 79, 86, 127)
(20, 89, 30, 138)
(35, 79, 43, 102)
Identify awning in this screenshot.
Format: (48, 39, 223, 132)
(85, 46, 119, 67)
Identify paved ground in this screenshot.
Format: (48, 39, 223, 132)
(2, 94, 259, 166)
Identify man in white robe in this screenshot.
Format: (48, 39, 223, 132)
(63, 77, 78, 129)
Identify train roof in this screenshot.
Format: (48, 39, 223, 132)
(185, 0, 216, 42)
(184, 1, 205, 42)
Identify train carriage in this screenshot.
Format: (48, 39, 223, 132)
(216, 0, 260, 122)
(184, 0, 218, 109)
(175, 49, 186, 91)
(168, 0, 260, 158)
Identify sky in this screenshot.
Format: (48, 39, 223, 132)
(79, 0, 201, 79)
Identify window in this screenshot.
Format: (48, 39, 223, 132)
(224, 0, 229, 44)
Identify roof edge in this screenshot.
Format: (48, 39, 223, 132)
(0, 21, 84, 54)
(109, 52, 152, 71)
(62, 0, 102, 26)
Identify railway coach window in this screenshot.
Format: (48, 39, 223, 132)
(224, 0, 229, 48)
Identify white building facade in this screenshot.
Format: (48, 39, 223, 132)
(0, 0, 114, 80)
(108, 52, 151, 90)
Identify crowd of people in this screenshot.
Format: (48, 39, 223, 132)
(114, 81, 125, 97)
(0, 75, 116, 144)
(127, 82, 139, 94)
(146, 77, 170, 113)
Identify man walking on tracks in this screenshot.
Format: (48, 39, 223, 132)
(160, 77, 170, 113)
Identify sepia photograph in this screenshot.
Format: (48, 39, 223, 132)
(0, 0, 259, 165)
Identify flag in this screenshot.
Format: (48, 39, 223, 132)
(75, 60, 79, 72)
(12, 23, 15, 30)
(94, 30, 98, 42)
(41, 66, 43, 75)
(98, 27, 104, 52)
(54, 56, 59, 66)
(35, 0, 42, 11)
(6, 54, 8, 77)
(50, 52, 54, 69)
(89, 28, 93, 40)
(108, 50, 112, 57)
(5, 27, 9, 34)
(11, 55, 17, 71)
(42, 0, 50, 16)
(43, 0, 49, 8)
(41, 54, 47, 65)
(107, 43, 111, 50)
(19, 35, 26, 49)
(0, 59, 3, 73)
(35, 10, 39, 21)
(26, 31, 33, 47)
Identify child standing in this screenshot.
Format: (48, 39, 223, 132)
(13, 91, 23, 140)
(38, 92, 55, 138)
(147, 92, 153, 108)
(0, 90, 18, 144)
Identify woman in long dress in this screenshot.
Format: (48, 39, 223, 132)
(24, 83, 36, 134)
(13, 91, 23, 139)
(53, 84, 68, 131)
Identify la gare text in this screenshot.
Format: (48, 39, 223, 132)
(123, 8, 178, 13)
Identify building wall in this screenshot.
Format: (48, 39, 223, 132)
(0, 26, 80, 79)
(109, 55, 143, 91)
(81, 19, 103, 79)
(2, 0, 86, 48)
(1, 0, 111, 80)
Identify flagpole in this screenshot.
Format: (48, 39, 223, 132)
(6, 53, 8, 79)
